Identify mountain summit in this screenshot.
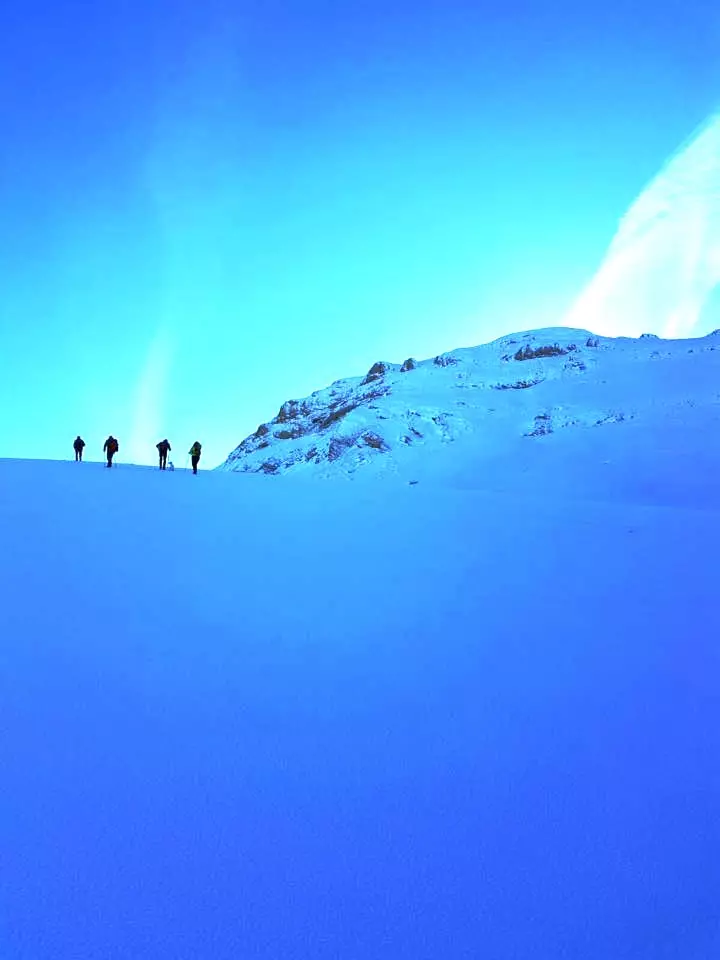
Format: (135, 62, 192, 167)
(220, 326, 720, 498)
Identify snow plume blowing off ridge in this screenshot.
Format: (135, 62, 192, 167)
(564, 111, 720, 339)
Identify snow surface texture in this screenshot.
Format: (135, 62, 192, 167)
(221, 326, 720, 507)
(2, 391, 719, 957)
(564, 112, 720, 338)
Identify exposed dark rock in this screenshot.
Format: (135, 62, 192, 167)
(363, 361, 388, 384)
(514, 344, 568, 361)
(595, 411, 626, 425)
(276, 400, 301, 423)
(493, 376, 544, 390)
(305, 447, 318, 461)
(434, 354, 458, 367)
(401, 358, 416, 372)
(255, 423, 269, 437)
(362, 431, 389, 451)
(274, 425, 305, 440)
(328, 437, 355, 462)
(586, 337, 600, 348)
(260, 459, 281, 474)
(362, 385, 391, 403)
(320, 404, 356, 428)
(527, 413, 553, 437)
(565, 357, 587, 372)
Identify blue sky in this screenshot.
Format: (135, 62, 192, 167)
(0, 0, 717, 465)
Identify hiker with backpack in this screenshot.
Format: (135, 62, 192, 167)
(73, 436, 86, 461)
(103, 435, 119, 468)
(189, 441, 202, 474)
(156, 438, 171, 470)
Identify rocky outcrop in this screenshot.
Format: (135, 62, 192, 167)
(221, 367, 398, 475)
(492, 375, 544, 390)
(328, 436, 356, 462)
(514, 343, 571, 361)
(220, 325, 707, 478)
(363, 361, 391, 384)
(274, 426, 305, 440)
(277, 400, 310, 423)
(362, 431, 389, 451)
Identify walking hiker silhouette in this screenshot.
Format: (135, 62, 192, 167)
(73, 436, 85, 461)
(103, 435, 119, 468)
(189, 441, 202, 475)
(156, 439, 171, 470)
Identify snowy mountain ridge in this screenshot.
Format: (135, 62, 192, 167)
(220, 325, 720, 484)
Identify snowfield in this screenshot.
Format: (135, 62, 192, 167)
(1, 402, 719, 958)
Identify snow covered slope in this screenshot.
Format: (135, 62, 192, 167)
(221, 326, 720, 501)
(1, 456, 718, 959)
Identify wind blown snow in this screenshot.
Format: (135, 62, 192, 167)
(564, 111, 720, 339)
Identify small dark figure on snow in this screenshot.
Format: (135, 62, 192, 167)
(103, 435, 119, 467)
(189, 441, 202, 475)
(73, 436, 86, 461)
(156, 438, 171, 470)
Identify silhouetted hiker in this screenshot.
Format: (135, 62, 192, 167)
(156, 438, 171, 470)
(73, 436, 86, 462)
(103, 435, 119, 468)
(189, 441, 202, 475)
